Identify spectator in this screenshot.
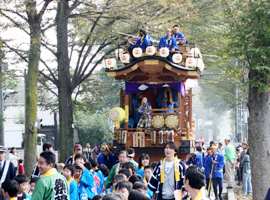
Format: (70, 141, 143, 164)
(29, 177, 40, 196)
(115, 180, 132, 200)
(148, 141, 186, 200)
(83, 143, 92, 161)
(75, 158, 95, 199)
(62, 164, 79, 200)
(18, 159, 24, 175)
(127, 148, 139, 171)
(14, 175, 31, 200)
(92, 145, 99, 161)
(112, 174, 126, 192)
(65, 144, 83, 165)
(129, 174, 143, 184)
(122, 162, 136, 176)
(128, 190, 149, 200)
(217, 143, 224, 154)
(136, 153, 150, 178)
(31, 143, 59, 178)
(104, 150, 129, 189)
(2, 179, 19, 200)
(103, 192, 124, 200)
(119, 169, 131, 180)
(183, 166, 210, 199)
(0, 146, 16, 185)
(31, 151, 69, 199)
(9, 147, 18, 173)
(241, 148, 252, 195)
(240, 142, 248, 186)
(224, 137, 236, 188)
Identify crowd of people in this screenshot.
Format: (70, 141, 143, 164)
(0, 137, 254, 200)
(186, 137, 253, 199)
(125, 25, 186, 62)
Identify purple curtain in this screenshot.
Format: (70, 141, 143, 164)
(125, 81, 185, 97)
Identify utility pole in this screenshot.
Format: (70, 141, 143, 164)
(235, 88, 238, 143)
(0, 62, 8, 145)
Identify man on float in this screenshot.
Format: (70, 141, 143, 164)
(172, 24, 186, 44)
(126, 29, 151, 60)
(139, 25, 155, 45)
(158, 28, 178, 62)
(156, 86, 178, 112)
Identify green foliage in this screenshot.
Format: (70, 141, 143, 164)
(221, 0, 270, 93)
(74, 108, 113, 147)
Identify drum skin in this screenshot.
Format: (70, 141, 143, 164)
(165, 115, 178, 128)
(152, 115, 164, 128)
(109, 107, 126, 122)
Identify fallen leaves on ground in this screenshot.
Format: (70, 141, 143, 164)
(234, 186, 252, 200)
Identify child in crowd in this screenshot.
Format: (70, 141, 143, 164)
(112, 174, 126, 192)
(132, 182, 148, 195)
(62, 164, 79, 200)
(92, 195, 103, 200)
(118, 169, 131, 180)
(18, 159, 24, 175)
(115, 180, 132, 200)
(136, 154, 150, 178)
(14, 175, 31, 200)
(2, 179, 19, 200)
(128, 190, 149, 200)
(99, 164, 109, 194)
(143, 165, 153, 199)
(129, 175, 143, 184)
(75, 153, 95, 200)
(29, 177, 40, 196)
(122, 162, 136, 176)
(89, 158, 105, 195)
(74, 153, 86, 184)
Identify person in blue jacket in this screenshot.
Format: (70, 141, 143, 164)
(76, 162, 95, 200)
(62, 164, 79, 200)
(136, 25, 155, 45)
(206, 145, 225, 200)
(126, 29, 151, 60)
(186, 146, 203, 168)
(97, 144, 118, 170)
(203, 147, 212, 196)
(158, 28, 178, 62)
(172, 24, 186, 44)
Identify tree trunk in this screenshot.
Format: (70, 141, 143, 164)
(248, 69, 270, 199)
(24, 20, 41, 177)
(56, 1, 74, 162)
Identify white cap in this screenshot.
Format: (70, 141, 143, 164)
(224, 136, 231, 141)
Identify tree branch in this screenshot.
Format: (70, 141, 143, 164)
(38, 0, 53, 21)
(0, 12, 29, 35)
(3, 42, 28, 63)
(40, 58, 59, 86)
(39, 70, 59, 89)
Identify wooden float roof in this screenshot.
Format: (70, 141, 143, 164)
(106, 56, 199, 84)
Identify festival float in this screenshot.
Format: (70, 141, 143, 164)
(104, 40, 205, 162)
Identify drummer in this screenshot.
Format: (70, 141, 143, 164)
(172, 24, 186, 45)
(126, 29, 151, 59)
(158, 28, 178, 62)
